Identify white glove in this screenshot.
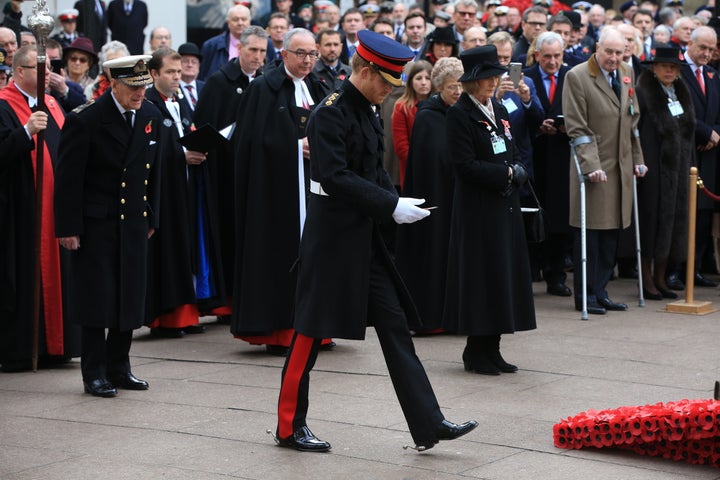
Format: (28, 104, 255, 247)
(392, 197, 430, 224)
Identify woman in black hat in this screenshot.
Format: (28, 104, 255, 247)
(635, 47, 695, 300)
(418, 26, 459, 65)
(443, 45, 536, 375)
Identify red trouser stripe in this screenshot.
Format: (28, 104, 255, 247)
(277, 333, 315, 438)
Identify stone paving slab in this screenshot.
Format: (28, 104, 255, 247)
(3, 276, 720, 479)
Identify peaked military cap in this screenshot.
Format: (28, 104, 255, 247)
(356, 30, 414, 86)
(104, 55, 153, 87)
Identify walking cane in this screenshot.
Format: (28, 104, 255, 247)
(570, 136, 592, 321)
(27, 1, 54, 371)
(633, 175, 645, 307)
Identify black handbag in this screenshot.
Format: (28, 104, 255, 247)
(522, 181, 546, 244)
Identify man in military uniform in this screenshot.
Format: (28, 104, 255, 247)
(273, 30, 477, 453)
(54, 55, 161, 397)
(50, 9, 81, 49)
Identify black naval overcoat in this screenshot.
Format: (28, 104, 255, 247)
(442, 93, 536, 336)
(293, 80, 421, 340)
(231, 62, 330, 336)
(54, 91, 162, 330)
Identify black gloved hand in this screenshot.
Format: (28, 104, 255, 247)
(511, 163, 528, 187)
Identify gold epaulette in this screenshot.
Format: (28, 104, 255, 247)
(324, 91, 341, 106)
(72, 99, 95, 114)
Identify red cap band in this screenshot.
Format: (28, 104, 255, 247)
(356, 43, 404, 74)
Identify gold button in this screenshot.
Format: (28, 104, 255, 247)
(121, 182, 126, 188)
(123, 168, 127, 172)
(146, 163, 150, 169)
(144, 180, 148, 185)
(143, 195, 147, 201)
(120, 214, 125, 220)
(120, 198, 126, 204)
(143, 211, 148, 217)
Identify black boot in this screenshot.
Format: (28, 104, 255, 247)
(488, 335, 518, 373)
(463, 336, 500, 375)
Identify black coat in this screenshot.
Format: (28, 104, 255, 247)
(681, 62, 720, 210)
(294, 81, 419, 339)
(395, 94, 454, 331)
(636, 71, 694, 262)
(231, 63, 330, 336)
(193, 59, 258, 297)
(107, 0, 148, 55)
(74, 0, 108, 53)
(0, 95, 80, 364)
(143, 87, 225, 320)
(525, 64, 572, 233)
(54, 91, 162, 330)
(443, 93, 536, 335)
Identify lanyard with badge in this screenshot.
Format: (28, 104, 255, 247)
(479, 122, 507, 154)
(668, 98, 684, 116)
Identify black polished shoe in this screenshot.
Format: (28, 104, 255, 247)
(216, 315, 231, 325)
(436, 419, 479, 441)
(83, 378, 117, 397)
(150, 327, 185, 338)
(657, 287, 678, 299)
(546, 282, 572, 297)
(642, 288, 663, 301)
(694, 273, 718, 288)
(108, 372, 149, 390)
(182, 324, 207, 334)
(266, 345, 289, 356)
(575, 301, 606, 315)
(598, 297, 628, 311)
(666, 273, 685, 291)
(276, 425, 331, 452)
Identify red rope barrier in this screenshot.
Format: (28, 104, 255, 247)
(698, 177, 720, 202)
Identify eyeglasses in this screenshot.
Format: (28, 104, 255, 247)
(68, 55, 89, 63)
(456, 10, 476, 16)
(286, 49, 320, 60)
(20, 65, 37, 69)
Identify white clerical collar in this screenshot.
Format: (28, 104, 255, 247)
(13, 82, 37, 108)
(284, 66, 305, 82)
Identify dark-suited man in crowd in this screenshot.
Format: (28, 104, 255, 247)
(679, 26, 720, 288)
(524, 31, 573, 297)
(0, 46, 80, 372)
(74, 0, 108, 52)
(177, 42, 203, 114)
(231, 28, 330, 354)
(313, 28, 351, 90)
(512, 6, 547, 63)
(107, 0, 148, 55)
(193, 26, 269, 323)
(265, 13, 289, 65)
(54, 54, 161, 397)
(199, 3, 251, 81)
(563, 28, 646, 315)
(273, 29, 477, 453)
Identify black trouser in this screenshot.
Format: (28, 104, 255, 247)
(80, 327, 133, 381)
(277, 255, 444, 445)
(573, 228, 618, 304)
(543, 232, 573, 285)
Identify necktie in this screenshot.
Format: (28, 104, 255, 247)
(124, 110, 134, 129)
(186, 85, 197, 107)
(96, 0, 103, 19)
(348, 43, 357, 58)
(696, 67, 705, 95)
(548, 74, 556, 104)
(610, 71, 621, 101)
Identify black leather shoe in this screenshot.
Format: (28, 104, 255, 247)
(547, 282, 572, 297)
(598, 297, 628, 311)
(276, 425, 331, 452)
(150, 327, 185, 338)
(575, 301, 606, 315)
(463, 354, 500, 375)
(83, 379, 117, 397)
(108, 372, 149, 390)
(642, 288, 663, 301)
(436, 419, 479, 441)
(266, 345, 289, 356)
(694, 273, 718, 288)
(658, 287, 678, 299)
(182, 324, 207, 334)
(666, 273, 684, 291)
